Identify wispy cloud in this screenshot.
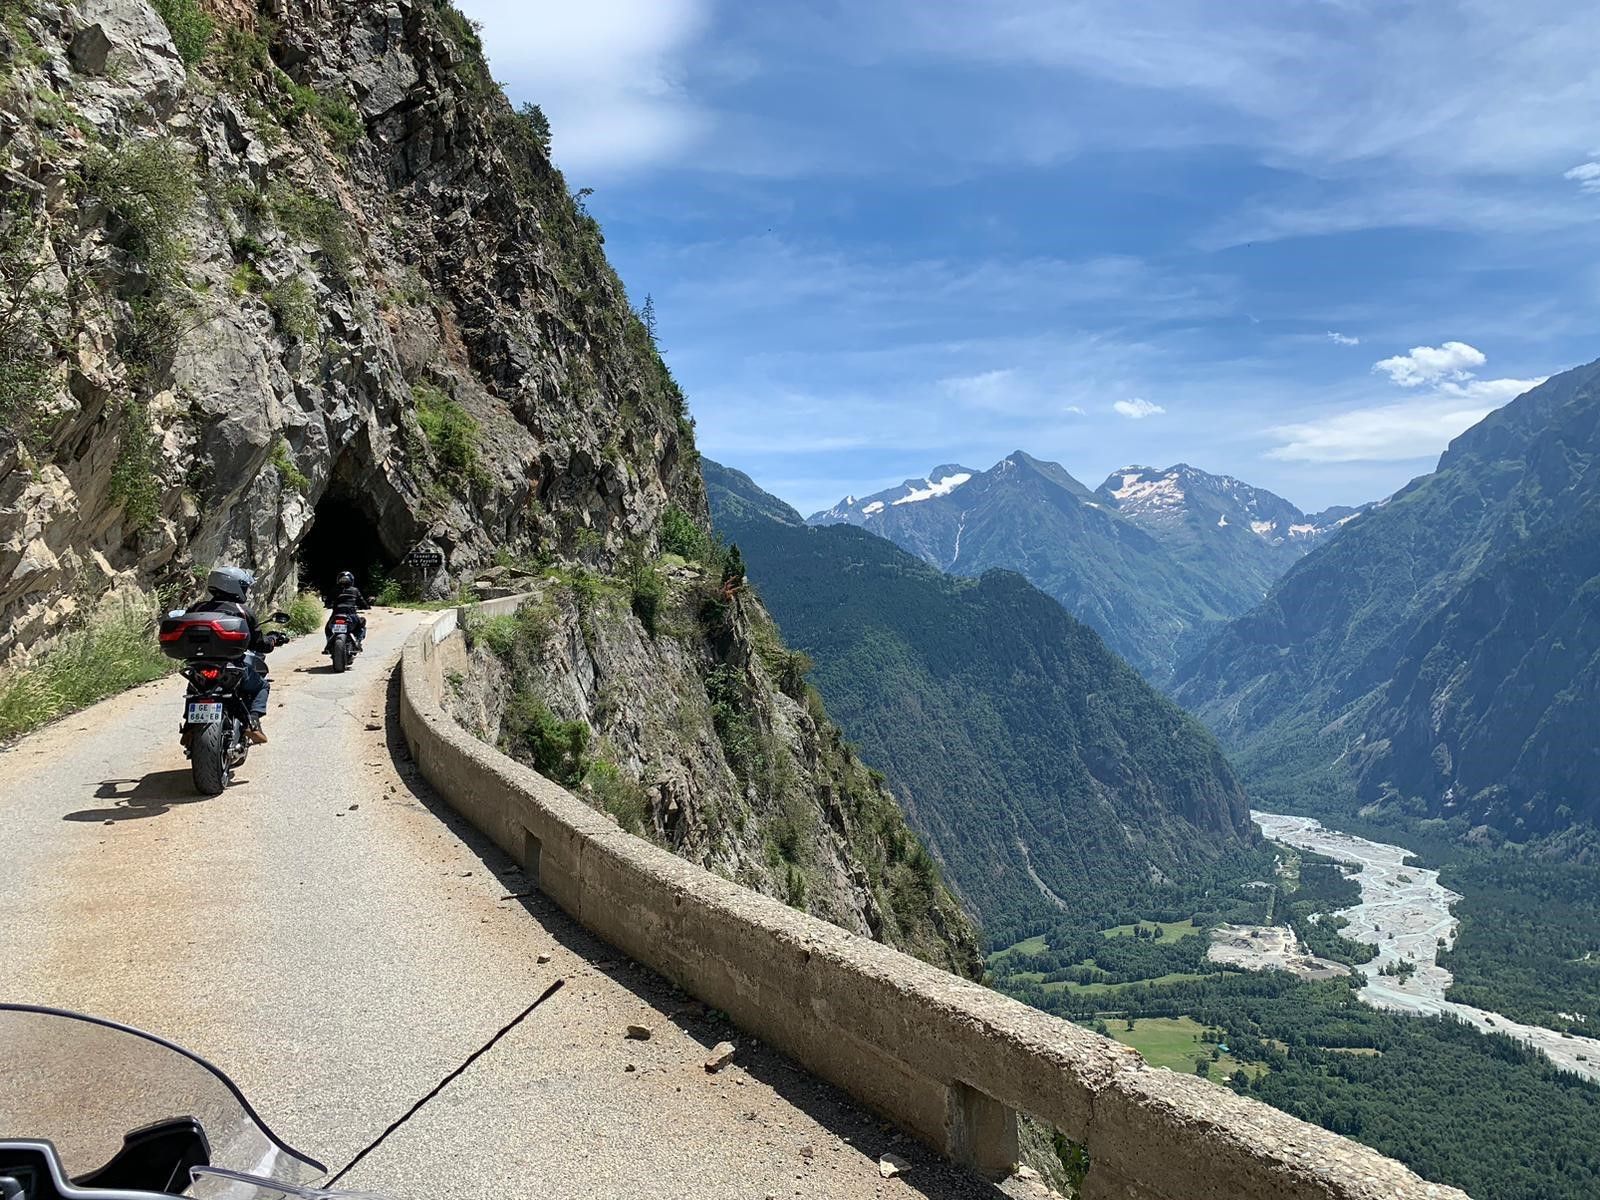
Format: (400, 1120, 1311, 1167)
(1565, 161, 1600, 194)
(1114, 397, 1165, 420)
(460, 0, 710, 176)
(1327, 331, 1360, 346)
(1269, 343, 1545, 462)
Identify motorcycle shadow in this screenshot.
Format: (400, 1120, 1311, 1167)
(298, 662, 356, 675)
(62, 773, 225, 823)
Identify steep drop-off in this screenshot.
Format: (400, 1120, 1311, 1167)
(0, 0, 978, 969)
(710, 460, 1262, 935)
(1176, 359, 1600, 847)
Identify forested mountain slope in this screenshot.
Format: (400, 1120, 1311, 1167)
(1176, 359, 1600, 846)
(709, 460, 1262, 934)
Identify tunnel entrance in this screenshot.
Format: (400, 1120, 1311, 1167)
(298, 489, 398, 604)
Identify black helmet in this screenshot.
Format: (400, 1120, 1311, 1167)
(337, 571, 355, 588)
(207, 566, 254, 602)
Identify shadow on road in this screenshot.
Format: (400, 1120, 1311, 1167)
(63, 772, 216, 822)
(377, 667, 1013, 1200)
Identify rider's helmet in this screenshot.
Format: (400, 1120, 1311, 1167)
(337, 570, 355, 588)
(206, 565, 254, 602)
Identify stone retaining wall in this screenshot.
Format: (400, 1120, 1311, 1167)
(399, 600, 1471, 1200)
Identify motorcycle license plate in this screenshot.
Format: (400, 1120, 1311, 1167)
(187, 702, 223, 725)
(332, 621, 348, 631)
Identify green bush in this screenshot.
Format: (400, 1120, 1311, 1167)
(269, 437, 308, 494)
(85, 137, 195, 282)
(584, 758, 650, 834)
(266, 276, 317, 340)
(660, 505, 709, 561)
(283, 591, 323, 634)
(0, 195, 56, 445)
(0, 606, 171, 741)
(150, 0, 213, 67)
(107, 398, 159, 530)
(502, 693, 588, 785)
(628, 559, 664, 635)
(269, 185, 354, 277)
(465, 611, 518, 658)
(413, 382, 479, 474)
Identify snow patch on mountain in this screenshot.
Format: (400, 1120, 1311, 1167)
(862, 500, 885, 516)
(894, 472, 973, 506)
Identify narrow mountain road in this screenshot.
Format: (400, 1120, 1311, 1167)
(0, 610, 1021, 1199)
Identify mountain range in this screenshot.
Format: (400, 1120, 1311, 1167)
(1176, 358, 1600, 848)
(708, 460, 1263, 934)
(809, 453, 1357, 681)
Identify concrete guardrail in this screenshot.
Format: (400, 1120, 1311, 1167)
(399, 597, 1470, 1200)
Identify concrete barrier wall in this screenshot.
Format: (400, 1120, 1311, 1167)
(400, 601, 1471, 1200)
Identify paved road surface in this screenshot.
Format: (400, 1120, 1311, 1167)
(0, 611, 1025, 1199)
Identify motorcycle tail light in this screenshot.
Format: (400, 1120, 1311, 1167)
(199, 667, 221, 681)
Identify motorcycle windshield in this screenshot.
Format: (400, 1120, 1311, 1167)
(0, 1004, 324, 1196)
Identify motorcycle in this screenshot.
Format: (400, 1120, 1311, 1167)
(323, 612, 361, 674)
(0, 1003, 388, 1199)
(157, 610, 292, 796)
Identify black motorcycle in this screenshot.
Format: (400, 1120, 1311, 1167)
(324, 611, 361, 674)
(157, 610, 291, 795)
(0, 1003, 389, 1199)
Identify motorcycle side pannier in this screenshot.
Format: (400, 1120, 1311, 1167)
(158, 613, 252, 660)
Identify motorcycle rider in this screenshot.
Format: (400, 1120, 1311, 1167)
(326, 570, 369, 648)
(187, 566, 285, 744)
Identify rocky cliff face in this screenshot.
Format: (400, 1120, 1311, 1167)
(0, 0, 980, 968)
(442, 559, 981, 977)
(1, 0, 699, 658)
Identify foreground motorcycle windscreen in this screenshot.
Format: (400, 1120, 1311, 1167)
(0, 1004, 324, 1197)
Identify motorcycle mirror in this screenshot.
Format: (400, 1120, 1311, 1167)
(269, 611, 291, 623)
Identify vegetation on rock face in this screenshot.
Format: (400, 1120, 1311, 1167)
(706, 460, 1263, 938)
(455, 558, 982, 977)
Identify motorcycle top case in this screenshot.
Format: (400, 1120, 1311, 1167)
(158, 612, 252, 660)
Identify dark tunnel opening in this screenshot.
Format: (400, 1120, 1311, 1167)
(298, 489, 399, 604)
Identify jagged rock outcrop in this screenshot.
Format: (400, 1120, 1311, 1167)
(1, 0, 700, 658)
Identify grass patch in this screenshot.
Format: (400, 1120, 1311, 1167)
(584, 757, 650, 834)
(150, 0, 213, 67)
(0, 607, 171, 741)
(283, 592, 323, 635)
(107, 398, 159, 530)
(413, 382, 488, 489)
(267, 276, 317, 341)
(269, 184, 354, 278)
(269, 437, 308, 494)
(85, 137, 195, 284)
(1107, 1016, 1268, 1083)
(987, 934, 1049, 964)
(0, 194, 58, 445)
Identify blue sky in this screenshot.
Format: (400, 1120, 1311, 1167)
(459, 0, 1600, 515)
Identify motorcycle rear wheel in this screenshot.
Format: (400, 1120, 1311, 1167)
(191, 720, 232, 795)
(332, 636, 348, 673)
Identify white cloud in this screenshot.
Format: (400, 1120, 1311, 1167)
(1565, 161, 1600, 193)
(1327, 331, 1360, 346)
(459, 0, 710, 176)
(1269, 339, 1546, 462)
(1064, 404, 1086, 415)
(1373, 342, 1486, 387)
(1114, 397, 1165, 419)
